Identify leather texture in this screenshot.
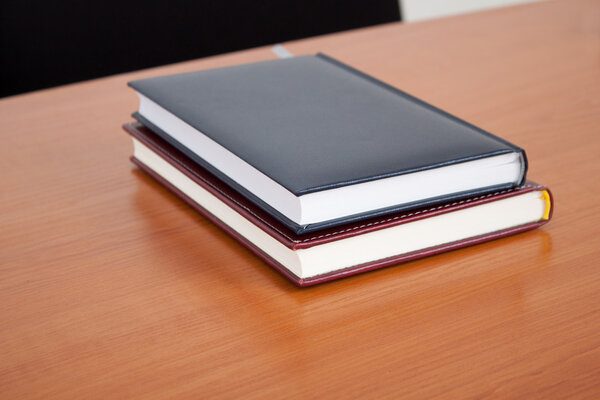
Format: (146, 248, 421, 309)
(129, 54, 527, 196)
(125, 122, 551, 287)
(135, 112, 523, 235)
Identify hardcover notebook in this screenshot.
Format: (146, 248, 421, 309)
(124, 123, 552, 287)
(128, 54, 528, 234)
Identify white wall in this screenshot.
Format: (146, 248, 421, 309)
(400, 0, 545, 22)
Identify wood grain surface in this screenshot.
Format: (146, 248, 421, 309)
(1, 0, 599, 398)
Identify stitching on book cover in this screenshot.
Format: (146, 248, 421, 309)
(300, 184, 540, 242)
(139, 133, 540, 245)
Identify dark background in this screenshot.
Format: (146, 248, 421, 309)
(0, 0, 400, 98)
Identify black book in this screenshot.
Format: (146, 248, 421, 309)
(129, 54, 527, 235)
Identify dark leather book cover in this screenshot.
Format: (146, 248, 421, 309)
(128, 54, 528, 234)
(124, 122, 552, 287)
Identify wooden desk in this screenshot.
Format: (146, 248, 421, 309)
(2, 0, 599, 397)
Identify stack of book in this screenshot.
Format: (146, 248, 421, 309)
(124, 54, 552, 286)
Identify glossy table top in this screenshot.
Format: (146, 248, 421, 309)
(1, 0, 599, 398)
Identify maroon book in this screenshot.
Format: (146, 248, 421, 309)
(124, 122, 553, 287)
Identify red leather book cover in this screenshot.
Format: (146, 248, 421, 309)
(124, 122, 553, 287)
